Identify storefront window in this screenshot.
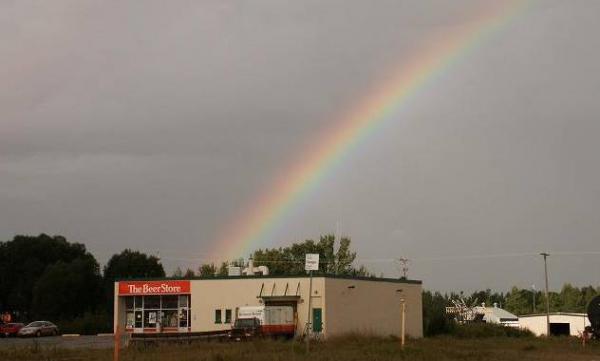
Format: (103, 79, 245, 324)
(145, 296, 160, 309)
(126, 312, 135, 328)
(162, 310, 178, 327)
(122, 294, 190, 331)
(134, 296, 143, 309)
(162, 295, 178, 309)
(144, 310, 158, 327)
(125, 297, 134, 311)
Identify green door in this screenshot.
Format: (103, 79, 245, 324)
(312, 308, 322, 333)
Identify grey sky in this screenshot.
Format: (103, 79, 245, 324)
(1, 0, 599, 291)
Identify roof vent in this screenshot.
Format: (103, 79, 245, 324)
(242, 258, 269, 276)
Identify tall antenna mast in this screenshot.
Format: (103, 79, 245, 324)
(396, 257, 409, 279)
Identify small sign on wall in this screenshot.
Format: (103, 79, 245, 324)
(305, 253, 319, 271)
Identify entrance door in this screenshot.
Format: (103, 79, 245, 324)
(178, 295, 189, 332)
(134, 310, 143, 333)
(312, 308, 322, 333)
(134, 296, 143, 333)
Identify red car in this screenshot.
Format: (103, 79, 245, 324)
(0, 323, 24, 337)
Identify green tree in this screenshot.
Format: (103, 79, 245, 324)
(102, 249, 165, 312)
(466, 289, 506, 308)
(505, 287, 532, 315)
(217, 262, 229, 276)
(332, 237, 357, 274)
(582, 286, 600, 310)
(183, 268, 196, 278)
(198, 264, 217, 277)
(251, 235, 369, 276)
(422, 291, 453, 336)
(172, 267, 183, 277)
(103, 249, 165, 280)
(0, 234, 96, 317)
(559, 283, 584, 312)
(31, 257, 102, 319)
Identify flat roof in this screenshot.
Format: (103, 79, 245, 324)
(519, 312, 588, 318)
(115, 274, 422, 285)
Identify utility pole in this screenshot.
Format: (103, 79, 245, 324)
(306, 269, 313, 352)
(304, 254, 319, 353)
(531, 284, 536, 313)
(540, 252, 550, 336)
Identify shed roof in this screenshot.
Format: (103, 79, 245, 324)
(519, 312, 588, 318)
(481, 307, 518, 321)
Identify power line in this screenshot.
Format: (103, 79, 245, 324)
(151, 250, 600, 263)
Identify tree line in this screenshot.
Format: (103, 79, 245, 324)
(175, 234, 372, 278)
(0, 234, 369, 332)
(1, 233, 598, 335)
(423, 285, 600, 336)
(0, 234, 165, 333)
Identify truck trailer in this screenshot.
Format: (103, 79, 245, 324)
(229, 306, 295, 340)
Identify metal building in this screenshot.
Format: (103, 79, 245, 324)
(518, 313, 591, 336)
(113, 275, 423, 338)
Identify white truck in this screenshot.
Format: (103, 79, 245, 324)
(229, 306, 295, 340)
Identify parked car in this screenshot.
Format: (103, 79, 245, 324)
(0, 323, 24, 337)
(17, 321, 59, 337)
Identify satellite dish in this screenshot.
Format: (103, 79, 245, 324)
(587, 295, 600, 330)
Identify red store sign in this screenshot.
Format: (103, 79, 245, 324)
(119, 280, 190, 295)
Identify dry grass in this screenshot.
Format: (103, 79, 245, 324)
(1, 336, 599, 361)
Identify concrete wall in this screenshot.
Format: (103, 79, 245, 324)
(519, 314, 591, 336)
(324, 278, 422, 338)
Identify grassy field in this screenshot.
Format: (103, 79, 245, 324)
(1, 335, 599, 361)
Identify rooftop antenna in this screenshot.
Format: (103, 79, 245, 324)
(396, 258, 410, 279)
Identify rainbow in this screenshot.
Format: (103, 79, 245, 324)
(211, 0, 532, 260)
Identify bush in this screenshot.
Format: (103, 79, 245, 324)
(448, 323, 533, 338)
(55, 311, 112, 335)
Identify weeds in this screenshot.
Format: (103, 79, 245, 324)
(0, 335, 598, 361)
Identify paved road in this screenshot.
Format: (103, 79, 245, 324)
(0, 335, 114, 349)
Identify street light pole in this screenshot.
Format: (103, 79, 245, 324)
(540, 252, 550, 336)
(396, 289, 405, 349)
(400, 298, 406, 349)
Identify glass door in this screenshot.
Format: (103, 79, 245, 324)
(178, 295, 189, 332)
(134, 296, 144, 333)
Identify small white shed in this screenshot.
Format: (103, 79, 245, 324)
(519, 313, 590, 336)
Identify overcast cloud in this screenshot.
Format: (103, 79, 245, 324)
(1, 0, 599, 291)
